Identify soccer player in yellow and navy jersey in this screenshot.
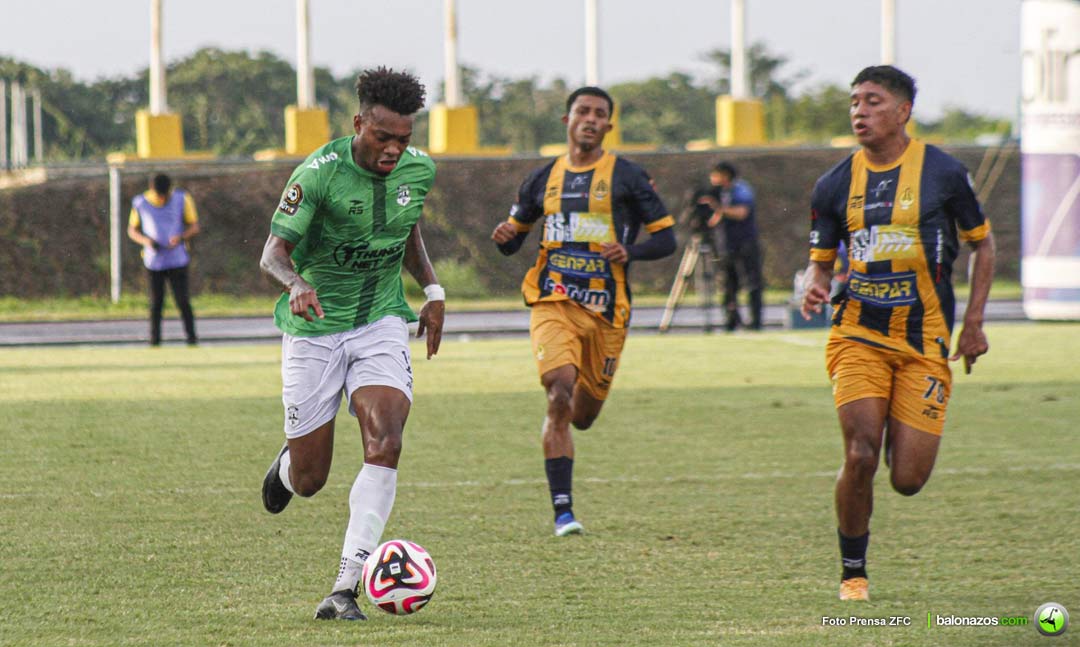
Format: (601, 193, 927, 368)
(800, 66, 995, 602)
(491, 87, 676, 537)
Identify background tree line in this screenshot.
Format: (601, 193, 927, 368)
(0, 43, 1010, 161)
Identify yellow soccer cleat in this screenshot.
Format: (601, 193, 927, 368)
(839, 577, 870, 601)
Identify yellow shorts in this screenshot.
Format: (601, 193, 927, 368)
(825, 337, 952, 435)
(529, 300, 628, 401)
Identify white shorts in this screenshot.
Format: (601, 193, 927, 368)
(280, 316, 413, 438)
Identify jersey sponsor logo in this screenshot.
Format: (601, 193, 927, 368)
(333, 240, 405, 271)
(279, 183, 303, 216)
(570, 175, 589, 190)
(396, 184, 411, 206)
(871, 178, 894, 199)
(547, 249, 609, 278)
(542, 278, 611, 312)
(846, 270, 918, 307)
(849, 225, 920, 262)
(306, 151, 339, 170)
(543, 211, 614, 243)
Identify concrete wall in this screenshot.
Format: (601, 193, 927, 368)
(0, 145, 1018, 298)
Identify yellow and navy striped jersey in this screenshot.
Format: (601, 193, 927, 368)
(500, 151, 674, 328)
(810, 140, 991, 362)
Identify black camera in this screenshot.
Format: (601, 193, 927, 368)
(687, 187, 718, 233)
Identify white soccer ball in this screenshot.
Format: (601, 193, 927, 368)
(361, 539, 437, 615)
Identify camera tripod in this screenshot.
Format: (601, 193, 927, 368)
(659, 232, 720, 332)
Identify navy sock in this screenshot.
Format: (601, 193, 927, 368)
(839, 529, 869, 580)
(544, 456, 573, 520)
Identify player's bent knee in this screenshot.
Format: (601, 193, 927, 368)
(890, 473, 928, 496)
(571, 414, 596, 430)
(291, 472, 328, 497)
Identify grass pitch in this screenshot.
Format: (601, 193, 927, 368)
(0, 323, 1076, 646)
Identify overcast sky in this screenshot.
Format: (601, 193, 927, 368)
(2, 0, 1021, 121)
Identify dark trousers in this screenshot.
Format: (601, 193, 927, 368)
(148, 266, 197, 345)
(722, 239, 764, 330)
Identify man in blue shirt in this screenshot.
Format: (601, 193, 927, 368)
(697, 161, 763, 330)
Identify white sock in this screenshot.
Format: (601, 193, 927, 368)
(333, 463, 397, 593)
(278, 449, 295, 494)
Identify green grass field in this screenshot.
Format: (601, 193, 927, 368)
(1, 323, 1076, 646)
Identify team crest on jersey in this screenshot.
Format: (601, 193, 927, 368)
(279, 183, 303, 216)
(592, 179, 609, 200)
(899, 187, 915, 210)
(397, 184, 411, 206)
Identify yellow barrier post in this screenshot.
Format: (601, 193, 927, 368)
(428, 104, 479, 155)
(285, 106, 330, 156)
(135, 110, 185, 159)
(715, 96, 765, 147)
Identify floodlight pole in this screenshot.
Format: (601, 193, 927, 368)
(109, 166, 123, 304)
(10, 80, 26, 169)
(585, 0, 600, 86)
(881, 0, 896, 64)
(296, 0, 315, 109)
(0, 80, 7, 171)
(32, 88, 43, 164)
(731, 0, 748, 99)
(149, 0, 167, 114)
(443, 0, 462, 108)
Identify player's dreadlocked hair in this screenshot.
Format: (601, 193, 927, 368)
(355, 67, 426, 116)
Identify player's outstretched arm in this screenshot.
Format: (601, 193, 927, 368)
(951, 233, 995, 374)
(260, 233, 323, 322)
(404, 222, 444, 359)
(800, 260, 833, 320)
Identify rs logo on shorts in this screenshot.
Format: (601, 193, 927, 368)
(847, 271, 918, 307)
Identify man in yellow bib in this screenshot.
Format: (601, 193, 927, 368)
(800, 66, 995, 601)
(491, 87, 676, 536)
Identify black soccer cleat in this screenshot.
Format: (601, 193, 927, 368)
(314, 589, 367, 621)
(261, 443, 293, 514)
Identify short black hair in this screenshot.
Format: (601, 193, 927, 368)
(566, 86, 614, 116)
(712, 161, 737, 179)
(851, 65, 917, 104)
(151, 173, 171, 195)
(356, 67, 426, 116)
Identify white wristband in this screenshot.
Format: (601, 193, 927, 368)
(423, 284, 446, 302)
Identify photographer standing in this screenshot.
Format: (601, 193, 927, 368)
(697, 161, 763, 331)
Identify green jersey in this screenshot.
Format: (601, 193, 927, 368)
(270, 136, 436, 336)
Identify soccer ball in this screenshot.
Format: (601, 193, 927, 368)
(362, 539, 437, 615)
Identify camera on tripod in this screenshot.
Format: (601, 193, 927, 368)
(687, 188, 719, 235)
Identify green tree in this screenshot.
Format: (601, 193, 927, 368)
(450, 66, 568, 151)
(609, 73, 715, 146)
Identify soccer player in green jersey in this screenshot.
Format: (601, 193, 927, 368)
(258, 67, 445, 621)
